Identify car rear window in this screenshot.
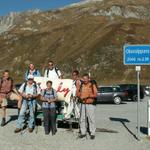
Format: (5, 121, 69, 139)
(112, 87, 121, 92)
(98, 87, 113, 93)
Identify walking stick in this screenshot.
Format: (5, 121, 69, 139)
(77, 101, 82, 138)
(84, 102, 88, 139)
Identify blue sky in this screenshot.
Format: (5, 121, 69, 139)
(0, 0, 81, 16)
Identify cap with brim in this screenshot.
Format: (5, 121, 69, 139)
(27, 75, 34, 80)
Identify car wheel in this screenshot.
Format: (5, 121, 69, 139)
(132, 95, 137, 101)
(113, 96, 121, 105)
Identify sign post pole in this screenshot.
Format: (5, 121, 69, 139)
(148, 100, 150, 136)
(136, 66, 141, 140)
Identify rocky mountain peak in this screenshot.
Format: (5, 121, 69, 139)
(0, 9, 41, 34)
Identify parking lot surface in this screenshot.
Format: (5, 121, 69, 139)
(0, 97, 150, 150)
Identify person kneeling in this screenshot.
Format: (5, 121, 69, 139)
(40, 81, 58, 135)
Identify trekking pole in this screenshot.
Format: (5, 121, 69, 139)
(77, 101, 82, 139)
(73, 97, 79, 120)
(84, 102, 88, 139)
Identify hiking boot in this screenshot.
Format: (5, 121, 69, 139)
(45, 132, 49, 135)
(52, 128, 57, 136)
(90, 135, 95, 140)
(78, 134, 86, 138)
(1, 118, 6, 127)
(52, 131, 56, 136)
(14, 128, 22, 133)
(28, 128, 33, 133)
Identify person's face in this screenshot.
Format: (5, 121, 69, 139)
(83, 76, 89, 84)
(47, 82, 52, 89)
(72, 73, 78, 80)
(3, 72, 9, 79)
(48, 62, 54, 70)
(29, 64, 35, 71)
(28, 79, 34, 84)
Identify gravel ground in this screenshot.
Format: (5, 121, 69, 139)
(0, 97, 150, 150)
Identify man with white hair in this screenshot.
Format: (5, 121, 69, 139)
(14, 75, 40, 133)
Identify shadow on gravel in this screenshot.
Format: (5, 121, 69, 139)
(5, 115, 18, 125)
(140, 127, 148, 135)
(109, 117, 138, 140)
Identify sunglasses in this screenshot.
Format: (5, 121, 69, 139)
(48, 64, 53, 66)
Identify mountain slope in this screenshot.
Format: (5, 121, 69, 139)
(0, 0, 150, 84)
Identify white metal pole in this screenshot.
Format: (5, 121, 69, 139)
(135, 66, 141, 140)
(148, 100, 150, 136)
(137, 70, 140, 140)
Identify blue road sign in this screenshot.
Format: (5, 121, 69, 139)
(124, 45, 150, 65)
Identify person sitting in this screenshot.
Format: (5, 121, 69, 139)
(0, 70, 22, 126)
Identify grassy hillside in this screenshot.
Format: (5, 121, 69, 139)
(0, 0, 150, 85)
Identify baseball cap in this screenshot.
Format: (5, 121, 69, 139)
(27, 74, 34, 80)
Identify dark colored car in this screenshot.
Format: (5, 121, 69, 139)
(7, 84, 21, 107)
(118, 84, 144, 101)
(97, 86, 128, 104)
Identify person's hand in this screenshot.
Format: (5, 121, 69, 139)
(72, 96, 77, 101)
(80, 96, 87, 100)
(22, 93, 27, 99)
(47, 99, 52, 103)
(0, 96, 3, 103)
(26, 94, 32, 100)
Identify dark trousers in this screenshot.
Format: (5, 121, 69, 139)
(42, 108, 56, 135)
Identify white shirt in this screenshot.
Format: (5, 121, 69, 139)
(71, 80, 77, 97)
(44, 68, 61, 80)
(19, 82, 41, 95)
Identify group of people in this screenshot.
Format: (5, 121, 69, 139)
(0, 61, 97, 139)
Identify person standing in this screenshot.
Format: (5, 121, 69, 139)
(77, 74, 97, 139)
(25, 63, 41, 81)
(0, 70, 22, 126)
(14, 75, 40, 133)
(44, 61, 62, 80)
(65, 70, 81, 119)
(40, 81, 58, 135)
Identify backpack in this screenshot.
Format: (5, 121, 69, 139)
(26, 69, 38, 76)
(79, 80, 97, 104)
(46, 67, 60, 78)
(74, 79, 83, 87)
(79, 80, 97, 92)
(23, 81, 37, 94)
(43, 88, 55, 97)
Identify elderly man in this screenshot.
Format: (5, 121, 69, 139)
(77, 74, 97, 140)
(14, 75, 40, 133)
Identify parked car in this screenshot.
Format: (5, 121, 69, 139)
(118, 84, 144, 101)
(7, 84, 21, 107)
(97, 86, 128, 104)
